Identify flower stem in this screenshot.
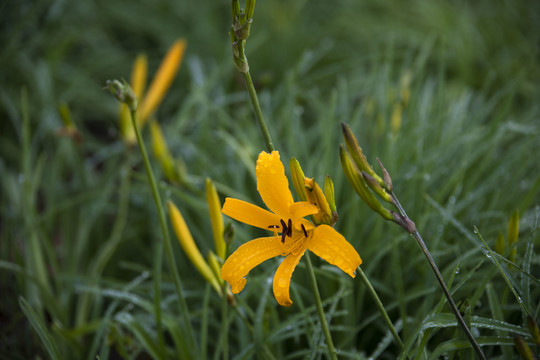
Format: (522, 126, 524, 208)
(357, 267, 404, 349)
(305, 252, 338, 360)
(390, 192, 486, 360)
(129, 109, 198, 356)
(241, 71, 274, 152)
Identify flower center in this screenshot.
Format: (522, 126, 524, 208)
(268, 218, 309, 243)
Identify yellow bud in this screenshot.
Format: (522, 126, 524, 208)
(324, 175, 337, 215)
(341, 122, 384, 186)
(304, 178, 333, 225)
(138, 39, 186, 128)
(168, 201, 222, 295)
(289, 157, 307, 201)
(339, 145, 393, 221)
(207, 251, 224, 285)
(150, 121, 178, 183)
(131, 54, 148, 100)
(206, 178, 226, 260)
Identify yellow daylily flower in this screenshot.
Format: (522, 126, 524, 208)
(221, 151, 362, 307)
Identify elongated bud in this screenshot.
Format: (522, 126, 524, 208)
(105, 79, 138, 111)
(514, 335, 536, 360)
(245, 0, 256, 18)
(324, 175, 337, 215)
(376, 158, 393, 192)
(290, 157, 307, 201)
(495, 232, 505, 255)
(304, 178, 333, 225)
(508, 210, 519, 245)
(150, 121, 175, 179)
(527, 316, 540, 347)
(340, 145, 393, 221)
(206, 178, 226, 259)
(362, 171, 392, 203)
(138, 39, 186, 127)
(207, 251, 224, 285)
(508, 210, 519, 263)
(341, 122, 384, 186)
(168, 201, 222, 295)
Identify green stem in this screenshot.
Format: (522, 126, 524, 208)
(129, 110, 198, 356)
(390, 192, 486, 360)
(305, 252, 338, 360)
(357, 267, 404, 349)
(241, 71, 274, 152)
(221, 282, 229, 360)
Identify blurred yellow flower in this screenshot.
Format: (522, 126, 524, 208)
(221, 151, 361, 307)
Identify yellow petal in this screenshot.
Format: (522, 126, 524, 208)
(273, 248, 307, 307)
(168, 201, 221, 292)
(206, 178, 226, 259)
(256, 151, 294, 218)
(289, 201, 318, 220)
(222, 198, 281, 230)
(138, 39, 186, 127)
(221, 236, 283, 294)
(307, 225, 362, 277)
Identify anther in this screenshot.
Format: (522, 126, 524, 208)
(287, 219, 292, 237)
(301, 224, 308, 237)
(280, 219, 288, 243)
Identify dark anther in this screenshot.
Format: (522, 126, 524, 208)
(280, 219, 288, 243)
(287, 219, 292, 237)
(301, 224, 308, 237)
(268, 225, 279, 229)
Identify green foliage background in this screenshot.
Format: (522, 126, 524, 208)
(1, 0, 539, 358)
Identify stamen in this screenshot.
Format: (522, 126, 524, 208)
(301, 224, 308, 237)
(280, 219, 288, 243)
(268, 225, 279, 229)
(287, 219, 292, 237)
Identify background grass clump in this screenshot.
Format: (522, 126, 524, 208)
(1, 0, 539, 358)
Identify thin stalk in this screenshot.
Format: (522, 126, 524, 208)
(305, 252, 338, 360)
(241, 71, 274, 152)
(129, 109, 198, 356)
(221, 282, 229, 360)
(390, 192, 486, 360)
(357, 267, 404, 349)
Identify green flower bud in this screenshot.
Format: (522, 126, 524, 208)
(104, 79, 138, 111)
(289, 157, 307, 201)
(340, 145, 393, 221)
(341, 122, 384, 186)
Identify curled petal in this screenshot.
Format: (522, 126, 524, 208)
(307, 225, 362, 277)
(222, 198, 281, 230)
(273, 248, 307, 307)
(289, 201, 318, 220)
(256, 151, 294, 218)
(221, 236, 283, 294)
